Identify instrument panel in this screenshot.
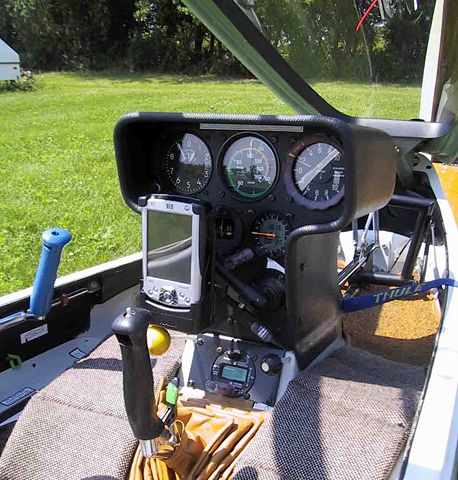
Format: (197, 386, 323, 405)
(118, 117, 350, 264)
(151, 125, 345, 263)
(158, 130, 345, 209)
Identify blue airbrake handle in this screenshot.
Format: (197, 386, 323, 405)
(29, 228, 72, 319)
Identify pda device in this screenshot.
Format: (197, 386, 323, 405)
(140, 194, 214, 333)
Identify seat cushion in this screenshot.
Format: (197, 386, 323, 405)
(0, 334, 186, 480)
(0, 422, 14, 457)
(232, 346, 424, 480)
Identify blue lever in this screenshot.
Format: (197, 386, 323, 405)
(29, 228, 72, 319)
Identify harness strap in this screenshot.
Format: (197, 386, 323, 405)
(341, 278, 458, 313)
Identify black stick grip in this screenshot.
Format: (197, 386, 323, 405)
(112, 307, 164, 440)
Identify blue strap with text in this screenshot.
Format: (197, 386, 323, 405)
(341, 278, 458, 313)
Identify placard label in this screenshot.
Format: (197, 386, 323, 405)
(20, 324, 48, 344)
(1, 387, 35, 407)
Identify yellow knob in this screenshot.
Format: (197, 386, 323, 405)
(146, 326, 171, 356)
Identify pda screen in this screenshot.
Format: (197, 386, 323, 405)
(146, 210, 192, 284)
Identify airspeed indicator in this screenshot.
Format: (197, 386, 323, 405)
(222, 135, 278, 200)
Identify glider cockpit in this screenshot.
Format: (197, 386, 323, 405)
(0, 111, 446, 480)
(108, 111, 412, 475)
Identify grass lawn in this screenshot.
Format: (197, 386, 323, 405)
(0, 72, 421, 295)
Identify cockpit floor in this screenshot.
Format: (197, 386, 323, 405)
(232, 345, 424, 480)
(342, 292, 440, 366)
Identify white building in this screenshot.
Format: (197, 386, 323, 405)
(0, 38, 20, 81)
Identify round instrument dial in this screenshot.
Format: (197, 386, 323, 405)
(286, 137, 344, 210)
(251, 212, 291, 259)
(163, 133, 212, 194)
(222, 135, 278, 200)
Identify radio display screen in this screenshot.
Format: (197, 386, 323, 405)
(146, 210, 192, 284)
(221, 364, 248, 383)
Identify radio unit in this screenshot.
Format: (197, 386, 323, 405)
(182, 333, 286, 406)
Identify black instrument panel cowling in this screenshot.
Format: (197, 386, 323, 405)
(114, 113, 397, 365)
(114, 112, 396, 243)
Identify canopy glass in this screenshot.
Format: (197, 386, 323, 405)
(183, 0, 457, 160)
(236, 0, 435, 120)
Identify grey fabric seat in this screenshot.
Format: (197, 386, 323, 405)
(0, 335, 185, 480)
(0, 339, 425, 480)
(233, 346, 425, 480)
(0, 423, 15, 457)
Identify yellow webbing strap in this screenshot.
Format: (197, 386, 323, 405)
(129, 379, 268, 480)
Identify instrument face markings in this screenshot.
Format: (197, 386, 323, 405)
(164, 133, 213, 194)
(250, 211, 291, 259)
(222, 135, 278, 200)
(286, 136, 345, 210)
(293, 142, 344, 203)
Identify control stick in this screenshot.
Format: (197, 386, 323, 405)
(112, 307, 165, 457)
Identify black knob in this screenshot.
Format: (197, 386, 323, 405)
(228, 350, 241, 361)
(260, 354, 282, 376)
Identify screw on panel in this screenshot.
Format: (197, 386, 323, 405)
(196, 337, 204, 345)
(60, 293, 70, 306)
(216, 346, 223, 354)
(88, 280, 100, 292)
(151, 183, 161, 194)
